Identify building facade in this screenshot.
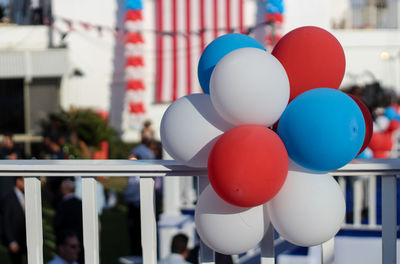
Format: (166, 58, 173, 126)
(0, 0, 399, 147)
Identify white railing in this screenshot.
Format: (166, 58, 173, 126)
(0, 159, 398, 264)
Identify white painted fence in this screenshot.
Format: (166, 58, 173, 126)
(0, 159, 398, 264)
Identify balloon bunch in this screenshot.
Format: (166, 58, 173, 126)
(160, 26, 373, 255)
(368, 105, 400, 158)
(384, 105, 400, 123)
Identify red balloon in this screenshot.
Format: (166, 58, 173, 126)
(348, 95, 373, 154)
(208, 125, 289, 207)
(388, 119, 400, 132)
(272, 26, 345, 102)
(369, 132, 393, 158)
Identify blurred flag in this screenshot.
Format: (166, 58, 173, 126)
(265, 0, 284, 51)
(154, 0, 245, 103)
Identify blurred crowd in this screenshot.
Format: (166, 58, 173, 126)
(343, 81, 400, 159)
(0, 0, 50, 25)
(0, 80, 399, 263)
(0, 119, 163, 264)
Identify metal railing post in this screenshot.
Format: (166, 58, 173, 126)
(382, 175, 397, 264)
(25, 176, 43, 264)
(82, 176, 100, 264)
(260, 222, 275, 264)
(353, 178, 363, 226)
(198, 176, 215, 264)
(321, 238, 335, 264)
(140, 177, 157, 264)
(368, 176, 377, 226)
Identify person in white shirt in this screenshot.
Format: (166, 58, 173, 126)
(159, 233, 191, 264)
(47, 230, 80, 264)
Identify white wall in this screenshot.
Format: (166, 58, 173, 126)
(52, 0, 170, 141)
(335, 30, 400, 94)
(0, 25, 54, 50)
(53, 0, 120, 114)
(283, 0, 331, 32)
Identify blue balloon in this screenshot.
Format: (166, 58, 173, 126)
(277, 88, 365, 171)
(384, 106, 397, 120)
(356, 147, 373, 159)
(197, 33, 265, 94)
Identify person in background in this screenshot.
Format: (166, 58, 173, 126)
(54, 179, 84, 263)
(0, 0, 9, 23)
(123, 175, 142, 257)
(159, 233, 191, 264)
(125, 135, 161, 256)
(0, 132, 19, 160)
(74, 176, 106, 216)
(187, 233, 233, 264)
(141, 120, 154, 142)
(186, 244, 234, 264)
(1, 176, 26, 264)
(0, 133, 21, 200)
(128, 137, 155, 160)
(47, 230, 80, 264)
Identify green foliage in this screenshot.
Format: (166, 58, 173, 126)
(68, 109, 114, 146)
(41, 108, 138, 159)
(43, 109, 114, 147)
(109, 138, 138, 159)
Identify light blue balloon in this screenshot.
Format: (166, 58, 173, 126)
(197, 33, 265, 94)
(277, 88, 365, 171)
(384, 106, 397, 120)
(356, 147, 373, 159)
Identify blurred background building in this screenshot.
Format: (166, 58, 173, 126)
(0, 1, 400, 263)
(0, 0, 399, 149)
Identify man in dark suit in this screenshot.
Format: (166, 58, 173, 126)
(54, 179, 84, 263)
(1, 176, 26, 264)
(0, 133, 21, 200)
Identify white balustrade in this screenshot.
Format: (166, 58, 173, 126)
(0, 159, 397, 264)
(82, 176, 99, 264)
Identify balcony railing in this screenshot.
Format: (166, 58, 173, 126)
(0, 159, 398, 264)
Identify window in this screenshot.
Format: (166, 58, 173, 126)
(0, 78, 25, 134)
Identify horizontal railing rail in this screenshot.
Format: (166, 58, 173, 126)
(0, 159, 397, 264)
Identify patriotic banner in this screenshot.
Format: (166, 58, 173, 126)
(124, 0, 146, 129)
(154, 0, 245, 103)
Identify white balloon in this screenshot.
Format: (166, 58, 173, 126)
(373, 115, 390, 132)
(267, 162, 345, 247)
(195, 185, 270, 255)
(160, 94, 233, 167)
(210, 47, 289, 126)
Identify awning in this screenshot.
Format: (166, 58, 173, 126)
(0, 48, 69, 79)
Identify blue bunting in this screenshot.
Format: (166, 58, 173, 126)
(356, 147, 373, 159)
(265, 0, 284, 14)
(384, 106, 398, 120)
(125, 0, 143, 10)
